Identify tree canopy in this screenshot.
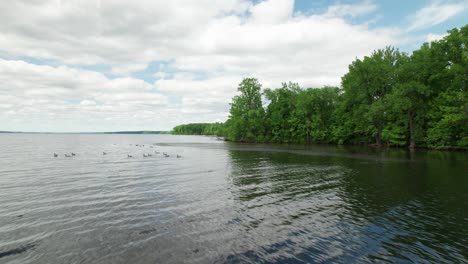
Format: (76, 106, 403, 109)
(172, 25, 467, 150)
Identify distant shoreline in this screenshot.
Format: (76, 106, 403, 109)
(0, 131, 169, 134)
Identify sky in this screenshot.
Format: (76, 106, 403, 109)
(0, 0, 466, 132)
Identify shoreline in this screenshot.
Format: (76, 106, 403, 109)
(2, 132, 466, 151)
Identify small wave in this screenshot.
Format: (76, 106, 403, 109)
(0, 243, 36, 259)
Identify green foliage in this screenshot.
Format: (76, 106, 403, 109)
(173, 25, 467, 150)
(425, 26, 468, 149)
(225, 78, 265, 142)
(341, 46, 403, 145)
(264, 82, 300, 142)
(426, 89, 468, 148)
(172, 123, 225, 136)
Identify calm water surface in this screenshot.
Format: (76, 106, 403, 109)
(0, 134, 467, 263)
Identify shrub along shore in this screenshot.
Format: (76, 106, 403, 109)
(172, 26, 467, 150)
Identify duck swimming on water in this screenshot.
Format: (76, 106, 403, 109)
(53, 153, 58, 157)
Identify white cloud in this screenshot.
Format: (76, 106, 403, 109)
(249, 0, 294, 24)
(426, 33, 447, 42)
(0, 59, 170, 131)
(0, 0, 252, 70)
(0, 0, 409, 131)
(407, 1, 466, 31)
(111, 64, 149, 76)
(325, 1, 377, 18)
(80, 100, 97, 106)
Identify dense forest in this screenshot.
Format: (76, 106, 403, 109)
(172, 25, 467, 149)
(172, 123, 224, 135)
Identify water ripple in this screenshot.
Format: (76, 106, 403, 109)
(0, 134, 467, 263)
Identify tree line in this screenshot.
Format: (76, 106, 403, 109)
(172, 123, 224, 136)
(172, 25, 467, 149)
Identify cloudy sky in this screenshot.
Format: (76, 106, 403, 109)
(0, 0, 466, 132)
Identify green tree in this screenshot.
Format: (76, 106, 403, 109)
(172, 25, 467, 150)
(342, 47, 402, 145)
(426, 26, 468, 148)
(387, 51, 430, 148)
(172, 123, 226, 136)
(226, 78, 265, 142)
(291, 87, 340, 143)
(264, 82, 300, 142)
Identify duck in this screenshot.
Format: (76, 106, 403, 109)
(65, 154, 71, 158)
(177, 154, 182, 158)
(127, 154, 133, 158)
(103, 152, 107, 155)
(71, 153, 76, 156)
(53, 153, 58, 157)
(143, 153, 148, 158)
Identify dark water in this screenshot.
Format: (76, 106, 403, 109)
(0, 134, 467, 263)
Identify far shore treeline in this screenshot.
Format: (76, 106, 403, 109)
(172, 25, 467, 150)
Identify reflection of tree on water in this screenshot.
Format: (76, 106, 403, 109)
(225, 146, 468, 263)
(336, 151, 468, 262)
(225, 147, 357, 262)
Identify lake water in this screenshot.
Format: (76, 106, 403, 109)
(0, 134, 467, 263)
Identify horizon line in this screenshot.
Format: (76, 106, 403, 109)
(0, 130, 170, 134)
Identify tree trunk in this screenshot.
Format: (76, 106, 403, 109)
(409, 112, 415, 149)
(376, 127, 382, 146)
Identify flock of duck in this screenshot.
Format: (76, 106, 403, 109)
(53, 143, 182, 159)
(54, 153, 76, 158)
